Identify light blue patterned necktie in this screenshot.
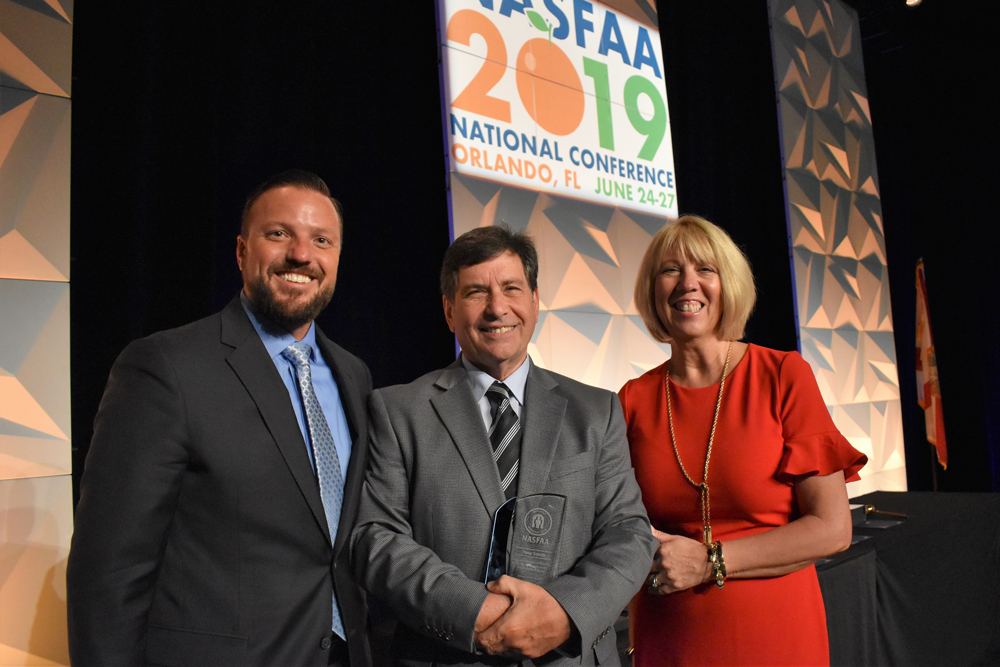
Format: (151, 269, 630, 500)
(282, 341, 345, 639)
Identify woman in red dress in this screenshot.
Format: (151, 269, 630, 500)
(619, 215, 866, 666)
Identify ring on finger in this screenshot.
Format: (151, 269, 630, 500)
(651, 573, 660, 588)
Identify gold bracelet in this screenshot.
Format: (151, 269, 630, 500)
(707, 540, 727, 588)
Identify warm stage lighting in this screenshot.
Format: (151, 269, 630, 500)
(906, 0, 922, 6)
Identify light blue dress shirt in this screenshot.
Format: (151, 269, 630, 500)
(461, 353, 530, 429)
(241, 292, 352, 476)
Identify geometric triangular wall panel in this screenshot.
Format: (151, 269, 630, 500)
(0, 280, 70, 479)
(0, 475, 72, 666)
(0, 0, 73, 98)
(1, 0, 72, 663)
(0, 92, 70, 281)
(770, 0, 906, 495)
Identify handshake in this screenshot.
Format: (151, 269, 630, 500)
(474, 575, 572, 659)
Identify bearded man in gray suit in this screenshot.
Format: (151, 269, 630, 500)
(352, 226, 656, 665)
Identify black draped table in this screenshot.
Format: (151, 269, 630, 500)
(817, 491, 1000, 666)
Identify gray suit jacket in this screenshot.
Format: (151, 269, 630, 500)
(352, 359, 656, 666)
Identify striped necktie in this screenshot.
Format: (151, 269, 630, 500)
(282, 341, 345, 640)
(486, 381, 521, 500)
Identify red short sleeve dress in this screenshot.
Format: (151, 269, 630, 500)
(618, 345, 866, 667)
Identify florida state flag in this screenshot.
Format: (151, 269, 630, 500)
(916, 259, 947, 468)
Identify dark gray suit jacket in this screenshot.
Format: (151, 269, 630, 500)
(352, 359, 656, 666)
(67, 297, 373, 667)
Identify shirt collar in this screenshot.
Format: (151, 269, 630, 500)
(240, 290, 318, 362)
(461, 354, 530, 407)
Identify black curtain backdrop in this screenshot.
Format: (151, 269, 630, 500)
(70, 1, 999, 500)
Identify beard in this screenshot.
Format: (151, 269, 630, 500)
(244, 268, 335, 334)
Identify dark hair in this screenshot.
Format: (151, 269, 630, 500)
(241, 169, 343, 236)
(440, 225, 538, 299)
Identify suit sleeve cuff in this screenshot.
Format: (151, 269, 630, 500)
(414, 578, 489, 653)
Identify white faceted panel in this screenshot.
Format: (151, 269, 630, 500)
(0, 280, 70, 479)
(0, 474, 71, 666)
(770, 0, 906, 496)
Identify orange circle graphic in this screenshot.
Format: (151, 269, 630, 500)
(515, 39, 584, 136)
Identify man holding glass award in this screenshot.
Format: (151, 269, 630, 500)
(353, 226, 656, 665)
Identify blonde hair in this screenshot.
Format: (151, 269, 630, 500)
(634, 215, 756, 343)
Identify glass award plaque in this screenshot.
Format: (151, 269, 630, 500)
(484, 493, 566, 585)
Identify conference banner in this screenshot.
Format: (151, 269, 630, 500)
(438, 0, 677, 217)
(436, 0, 678, 392)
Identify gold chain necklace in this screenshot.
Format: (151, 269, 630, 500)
(665, 341, 732, 545)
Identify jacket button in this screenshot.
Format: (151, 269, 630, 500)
(321, 636, 332, 650)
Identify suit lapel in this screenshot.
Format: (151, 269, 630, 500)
(431, 361, 507, 514)
(517, 364, 566, 496)
(316, 330, 368, 559)
(220, 298, 332, 547)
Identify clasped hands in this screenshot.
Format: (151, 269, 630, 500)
(647, 527, 713, 595)
(474, 575, 571, 658)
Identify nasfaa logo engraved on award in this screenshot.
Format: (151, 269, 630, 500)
(524, 508, 552, 536)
